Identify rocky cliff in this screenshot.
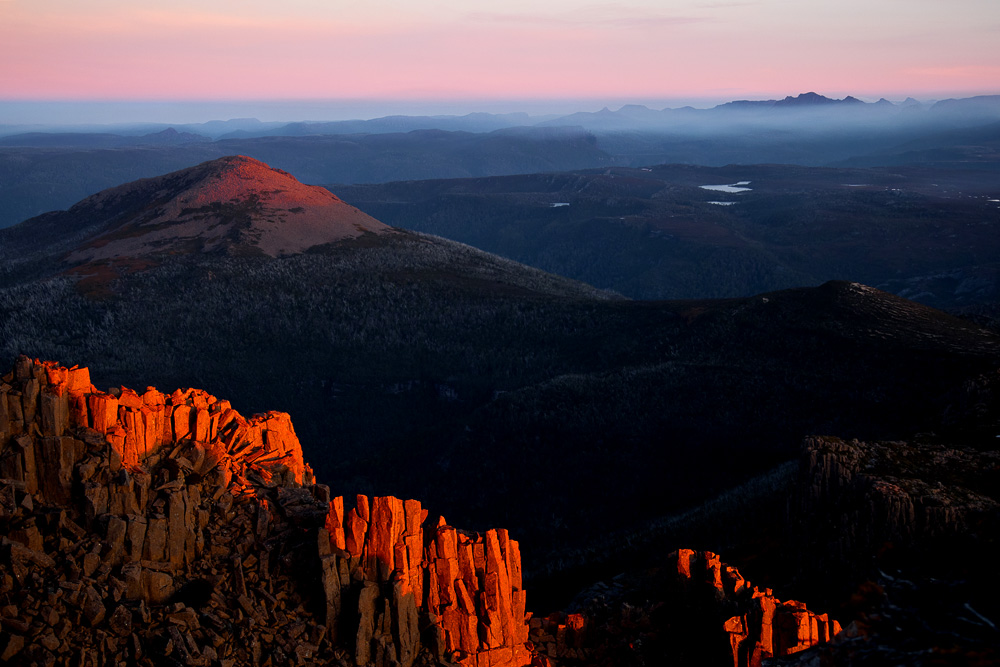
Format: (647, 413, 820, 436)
(532, 549, 840, 667)
(795, 435, 1000, 580)
(784, 434, 1000, 663)
(0, 356, 529, 667)
(0, 356, 851, 667)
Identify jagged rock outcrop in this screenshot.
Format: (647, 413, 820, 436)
(679, 549, 841, 666)
(318, 495, 530, 667)
(795, 435, 1000, 574)
(0, 357, 531, 667)
(527, 612, 588, 663)
(533, 550, 839, 667)
(784, 435, 1000, 664)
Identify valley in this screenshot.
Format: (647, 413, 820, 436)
(335, 163, 1000, 309)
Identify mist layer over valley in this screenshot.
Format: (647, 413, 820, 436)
(3, 93, 999, 230)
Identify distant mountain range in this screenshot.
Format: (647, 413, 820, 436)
(1, 92, 998, 229)
(0, 127, 210, 149)
(5, 93, 997, 141)
(720, 92, 866, 108)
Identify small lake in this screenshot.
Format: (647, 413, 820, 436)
(700, 181, 751, 193)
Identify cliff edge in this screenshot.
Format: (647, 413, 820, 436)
(0, 356, 528, 667)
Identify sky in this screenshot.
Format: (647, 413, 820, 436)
(1, 0, 999, 123)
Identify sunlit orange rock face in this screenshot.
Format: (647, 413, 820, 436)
(0, 356, 531, 667)
(530, 550, 841, 667)
(672, 549, 841, 666)
(319, 495, 530, 667)
(7, 356, 310, 493)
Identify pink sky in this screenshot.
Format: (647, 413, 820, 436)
(1, 0, 998, 109)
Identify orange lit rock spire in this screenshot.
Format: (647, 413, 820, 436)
(321, 496, 531, 667)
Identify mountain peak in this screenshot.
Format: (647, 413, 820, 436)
(64, 155, 388, 264)
(775, 92, 836, 106)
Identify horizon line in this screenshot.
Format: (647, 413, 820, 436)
(1, 91, 998, 127)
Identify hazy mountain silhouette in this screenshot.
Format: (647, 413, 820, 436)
(4, 93, 1000, 230)
(0, 127, 210, 149)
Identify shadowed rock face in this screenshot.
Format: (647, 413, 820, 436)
(783, 435, 1000, 664)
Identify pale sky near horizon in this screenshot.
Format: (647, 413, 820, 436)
(1, 0, 998, 121)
